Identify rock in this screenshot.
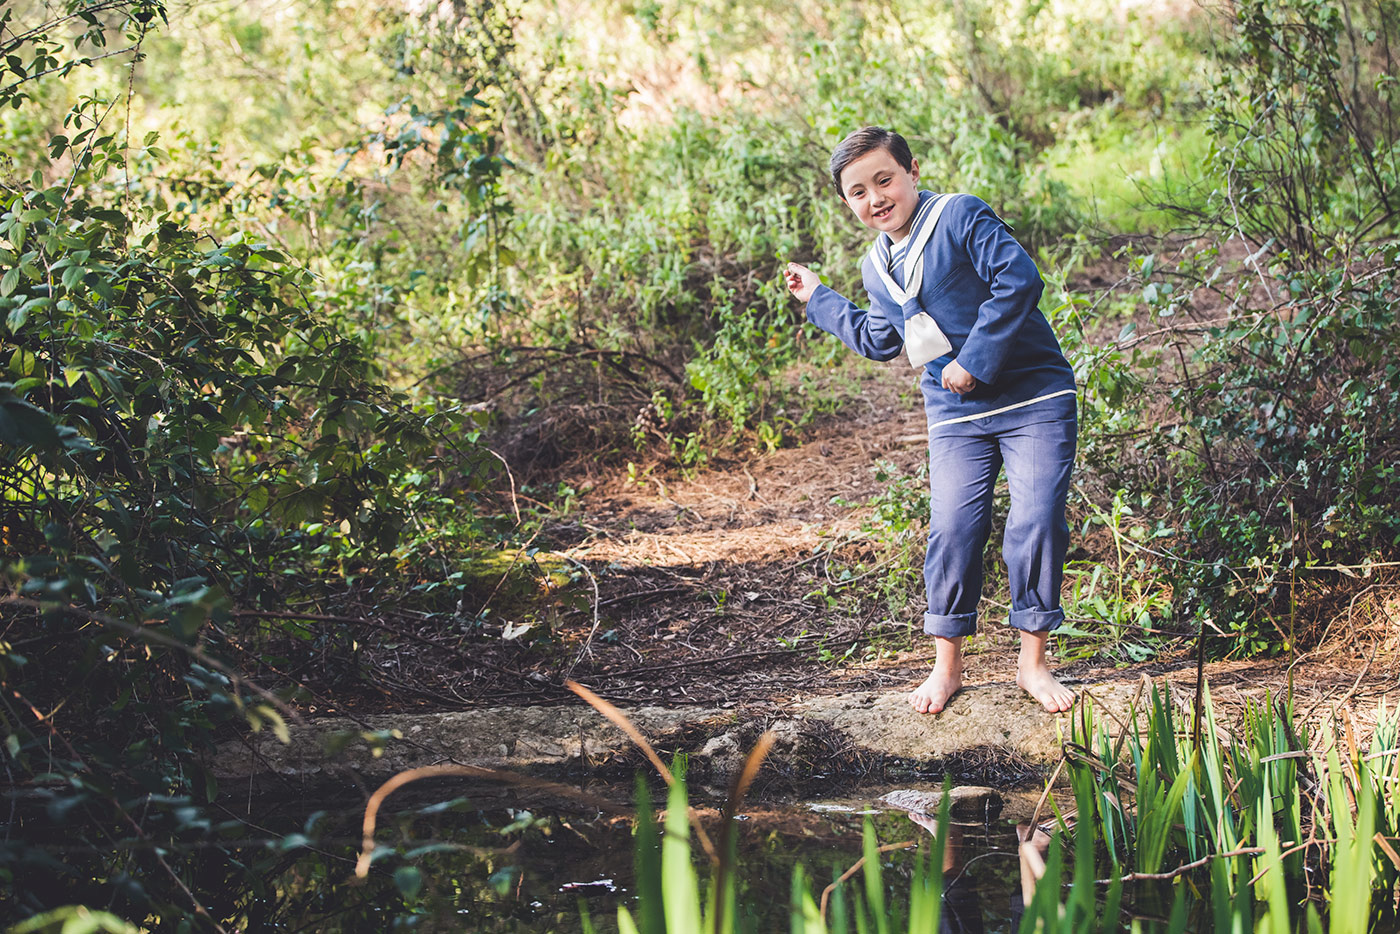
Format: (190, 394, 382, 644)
(211, 703, 728, 783)
(697, 732, 744, 791)
(794, 685, 1095, 762)
(210, 680, 1149, 793)
(879, 786, 1003, 820)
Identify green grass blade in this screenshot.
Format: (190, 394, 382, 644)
(861, 818, 890, 934)
(905, 846, 934, 934)
(1327, 749, 1377, 934)
(662, 772, 704, 934)
(1141, 751, 1197, 876)
(1166, 886, 1189, 934)
(1018, 832, 1064, 934)
(1210, 857, 1232, 934)
(829, 865, 850, 934)
(1070, 772, 1099, 924)
(852, 888, 871, 934)
(792, 864, 826, 934)
(906, 785, 950, 934)
(1099, 878, 1123, 934)
(1255, 769, 1290, 934)
(634, 774, 665, 934)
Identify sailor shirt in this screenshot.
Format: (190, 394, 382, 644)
(806, 190, 1076, 429)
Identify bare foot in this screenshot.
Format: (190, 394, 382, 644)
(1016, 663, 1074, 713)
(1016, 630, 1075, 713)
(910, 666, 963, 714)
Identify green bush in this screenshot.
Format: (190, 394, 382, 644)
(0, 3, 523, 923)
(1203, 0, 1400, 263)
(1066, 0, 1400, 655)
(1165, 245, 1400, 652)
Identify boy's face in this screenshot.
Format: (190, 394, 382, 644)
(839, 148, 921, 241)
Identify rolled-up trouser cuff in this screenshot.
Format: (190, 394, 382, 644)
(923, 611, 978, 638)
(1009, 607, 1063, 633)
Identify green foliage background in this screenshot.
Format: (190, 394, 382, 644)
(0, 0, 1397, 927)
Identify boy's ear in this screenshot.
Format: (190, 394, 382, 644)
(910, 156, 920, 182)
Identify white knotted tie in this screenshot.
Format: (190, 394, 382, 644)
(869, 193, 956, 369)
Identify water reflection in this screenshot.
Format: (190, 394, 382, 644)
(188, 789, 1042, 931)
(903, 809, 1053, 934)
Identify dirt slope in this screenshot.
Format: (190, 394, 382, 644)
(293, 357, 1396, 745)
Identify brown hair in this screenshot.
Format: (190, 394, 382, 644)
(829, 126, 914, 198)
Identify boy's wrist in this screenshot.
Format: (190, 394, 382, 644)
(954, 352, 992, 386)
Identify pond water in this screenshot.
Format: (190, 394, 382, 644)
(221, 781, 1037, 932)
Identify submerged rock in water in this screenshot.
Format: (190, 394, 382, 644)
(879, 786, 1003, 820)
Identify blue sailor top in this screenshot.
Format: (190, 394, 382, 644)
(806, 191, 1076, 430)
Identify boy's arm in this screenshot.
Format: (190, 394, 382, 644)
(787, 262, 904, 362)
(952, 197, 1046, 386)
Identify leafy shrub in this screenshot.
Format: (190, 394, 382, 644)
(1062, 0, 1400, 655)
(1203, 0, 1400, 264)
(1164, 244, 1400, 652)
(424, 0, 1170, 467)
(1134, 0, 1400, 653)
(0, 3, 522, 923)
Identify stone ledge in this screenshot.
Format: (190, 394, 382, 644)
(212, 680, 1147, 791)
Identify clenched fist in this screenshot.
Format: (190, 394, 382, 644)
(784, 262, 821, 303)
(941, 359, 977, 395)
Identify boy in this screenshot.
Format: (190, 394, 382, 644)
(785, 126, 1077, 715)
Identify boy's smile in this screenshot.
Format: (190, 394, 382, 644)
(838, 148, 922, 242)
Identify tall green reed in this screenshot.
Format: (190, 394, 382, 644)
(568, 677, 1400, 933)
(565, 680, 952, 934)
(1047, 681, 1400, 931)
(604, 757, 952, 934)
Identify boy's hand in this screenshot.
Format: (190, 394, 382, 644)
(941, 360, 977, 395)
(784, 262, 821, 303)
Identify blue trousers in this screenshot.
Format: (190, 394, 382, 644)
(921, 402, 1077, 639)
